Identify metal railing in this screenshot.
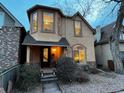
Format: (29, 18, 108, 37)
(0, 64, 19, 91)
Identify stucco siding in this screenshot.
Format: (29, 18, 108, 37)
(96, 43, 124, 68)
(29, 9, 96, 66)
(65, 18, 95, 63)
(95, 44, 113, 68)
(30, 10, 61, 42)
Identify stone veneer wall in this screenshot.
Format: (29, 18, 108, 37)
(0, 27, 20, 71)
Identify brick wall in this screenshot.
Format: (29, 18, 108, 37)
(0, 27, 20, 71)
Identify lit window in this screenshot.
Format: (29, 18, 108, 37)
(32, 12, 38, 32)
(73, 45, 85, 63)
(43, 48, 48, 62)
(0, 12, 4, 27)
(74, 21, 82, 36)
(43, 12, 54, 32)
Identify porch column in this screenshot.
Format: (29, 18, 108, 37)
(26, 46, 30, 64)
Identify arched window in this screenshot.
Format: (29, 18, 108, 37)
(73, 45, 86, 64)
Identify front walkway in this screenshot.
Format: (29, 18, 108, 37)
(43, 81, 61, 93)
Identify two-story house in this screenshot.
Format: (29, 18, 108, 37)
(23, 5, 96, 68)
(0, 3, 26, 71)
(95, 22, 124, 71)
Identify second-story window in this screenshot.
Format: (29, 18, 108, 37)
(0, 12, 4, 27)
(32, 12, 38, 32)
(43, 12, 54, 32)
(74, 21, 82, 37)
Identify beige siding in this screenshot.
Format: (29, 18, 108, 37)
(29, 10, 96, 65)
(30, 10, 61, 42)
(64, 18, 95, 63)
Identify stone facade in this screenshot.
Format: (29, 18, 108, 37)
(0, 27, 20, 71)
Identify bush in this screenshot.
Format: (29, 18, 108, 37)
(56, 57, 77, 82)
(56, 57, 89, 83)
(89, 68, 100, 74)
(14, 64, 40, 91)
(74, 67, 89, 82)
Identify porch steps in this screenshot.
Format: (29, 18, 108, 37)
(40, 69, 57, 82)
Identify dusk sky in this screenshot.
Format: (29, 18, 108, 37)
(0, 0, 119, 31)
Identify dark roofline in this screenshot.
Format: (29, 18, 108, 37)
(101, 21, 116, 31)
(0, 3, 24, 27)
(72, 12, 96, 34)
(95, 40, 124, 46)
(27, 5, 95, 34)
(27, 4, 65, 20)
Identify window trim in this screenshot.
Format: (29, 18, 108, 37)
(31, 11, 38, 33)
(42, 11, 55, 33)
(72, 44, 87, 64)
(74, 20, 82, 37)
(0, 11, 5, 27)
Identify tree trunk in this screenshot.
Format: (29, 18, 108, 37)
(110, 1, 124, 74)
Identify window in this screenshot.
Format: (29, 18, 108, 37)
(73, 45, 85, 63)
(0, 12, 4, 27)
(32, 12, 38, 32)
(43, 12, 54, 32)
(74, 21, 82, 36)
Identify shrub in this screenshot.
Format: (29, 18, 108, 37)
(74, 67, 89, 82)
(56, 57, 77, 82)
(56, 57, 89, 83)
(14, 64, 40, 91)
(89, 68, 100, 74)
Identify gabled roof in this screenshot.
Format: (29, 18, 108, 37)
(0, 3, 23, 27)
(71, 12, 96, 34)
(27, 5, 95, 34)
(95, 21, 124, 45)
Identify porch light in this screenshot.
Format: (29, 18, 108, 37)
(52, 48, 57, 52)
(44, 20, 49, 25)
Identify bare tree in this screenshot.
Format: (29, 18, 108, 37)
(54, 0, 99, 17)
(103, 0, 124, 74)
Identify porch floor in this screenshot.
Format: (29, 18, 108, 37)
(40, 68, 56, 74)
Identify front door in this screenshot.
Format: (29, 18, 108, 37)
(41, 47, 51, 68)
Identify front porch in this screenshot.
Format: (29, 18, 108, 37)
(26, 46, 67, 68)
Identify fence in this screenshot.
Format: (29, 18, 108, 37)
(0, 64, 19, 92)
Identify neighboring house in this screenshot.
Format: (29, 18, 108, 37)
(0, 3, 26, 71)
(23, 5, 96, 68)
(95, 22, 124, 71)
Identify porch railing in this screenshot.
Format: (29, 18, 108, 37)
(0, 64, 19, 92)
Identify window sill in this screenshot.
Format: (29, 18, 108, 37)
(74, 36, 83, 37)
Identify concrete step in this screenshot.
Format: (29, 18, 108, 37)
(41, 74, 56, 79)
(41, 77, 57, 82)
